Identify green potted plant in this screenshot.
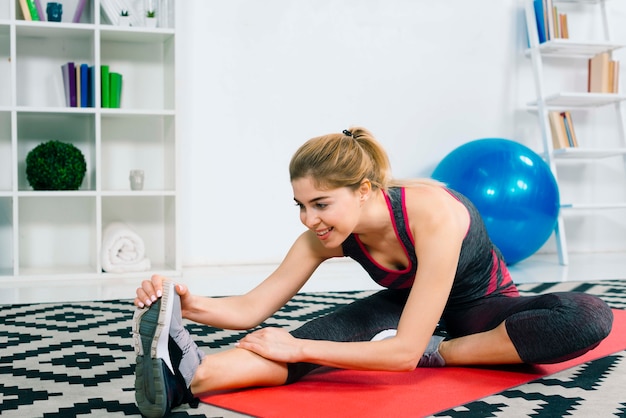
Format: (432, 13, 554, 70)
(119, 9, 131, 26)
(145, 9, 157, 27)
(25, 140, 87, 191)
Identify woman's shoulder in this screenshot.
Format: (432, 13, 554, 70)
(401, 183, 469, 228)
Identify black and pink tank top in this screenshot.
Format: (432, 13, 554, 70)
(341, 187, 518, 305)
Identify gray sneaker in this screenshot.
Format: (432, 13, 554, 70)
(417, 335, 446, 367)
(371, 330, 446, 368)
(132, 281, 204, 417)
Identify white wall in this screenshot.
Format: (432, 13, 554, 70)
(176, 0, 626, 267)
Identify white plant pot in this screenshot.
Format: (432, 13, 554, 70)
(145, 17, 157, 28)
(118, 16, 131, 26)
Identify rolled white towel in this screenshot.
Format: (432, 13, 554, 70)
(101, 222, 151, 273)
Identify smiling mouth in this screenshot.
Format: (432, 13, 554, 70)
(316, 227, 333, 238)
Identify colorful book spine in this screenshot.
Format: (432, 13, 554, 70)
(561, 112, 578, 147)
(34, 0, 45, 21)
(88, 66, 96, 108)
(109, 72, 123, 108)
(19, 0, 32, 20)
(588, 52, 611, 93)
(80, 64, 89, 107)
(548, 111, 568, 149)
(73, 0, 88, 23)
(25, 0, 40, 20)
(61, 63, 71, 106)
(101, 65, 110, 108)
(76, 65, 82, 107)
(533, 0, 546, 44)
(69, 62, 77, 107)
(60, 62, 78, 107)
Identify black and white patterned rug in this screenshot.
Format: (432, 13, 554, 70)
(1, 280, 625, 417)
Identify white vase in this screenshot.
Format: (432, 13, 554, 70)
(118, 16, 131, 26)
(145, 17, 157, 28)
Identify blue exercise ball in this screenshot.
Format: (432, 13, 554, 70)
(432, 138, 560, 265)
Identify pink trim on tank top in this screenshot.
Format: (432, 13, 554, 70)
(352, 189, 412, 276)
(486, 249, 520, 297)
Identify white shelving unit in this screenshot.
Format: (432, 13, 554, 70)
(523, 0, 626, 265)
(0, 0, 180, 302)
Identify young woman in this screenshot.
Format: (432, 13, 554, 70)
(132, 127, 613, 417)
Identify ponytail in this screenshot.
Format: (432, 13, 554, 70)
(289, 126, 392, 190)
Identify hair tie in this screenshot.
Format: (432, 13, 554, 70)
(342, 129, 352, 137)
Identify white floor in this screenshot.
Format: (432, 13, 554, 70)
(1, 251, 624, 305)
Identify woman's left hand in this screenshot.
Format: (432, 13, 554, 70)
(236, 327, 303, 363)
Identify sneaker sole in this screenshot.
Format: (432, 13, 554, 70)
(133, 281, 176, 417)
(134, 356, 170, 417)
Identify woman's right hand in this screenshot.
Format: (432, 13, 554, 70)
(134, 274, 190, 309)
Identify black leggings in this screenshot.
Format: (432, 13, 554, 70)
(286, 289, 613, 383)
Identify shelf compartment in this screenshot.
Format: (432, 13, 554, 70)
(16, 26, 95, 108)
(17, 111, 96, 191)
(101, 113, 175, 191)
(526, 39, 625, 58)
(0, 111, 11, 191)
(14, 0, 94, 24)
(100, 34, 175, 110)
(0, 2, 9, 20)
(18, 196, 97, 275)
(528, 92, 626, 109)
(0, 197, 14, 276)
(102, 195, 177, 271)
(98, 0, 173, 29)
(0, 25, 10, 107)
(553, 147, 626, 159)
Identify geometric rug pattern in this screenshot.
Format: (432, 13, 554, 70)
(1, 279, 625, 417)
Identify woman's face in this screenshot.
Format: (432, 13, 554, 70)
(292, 176, 363, 248)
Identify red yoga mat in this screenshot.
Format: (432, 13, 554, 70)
(202, 309, 626, 418)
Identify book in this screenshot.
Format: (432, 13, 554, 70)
(88, 66, 96, 108)
(69, 62, 77, 106)
(588, 52, 611, 93)
(109, 72, 123, 108)
(73, 0, 88, 23)
(25, 0, 40, 20)
(80, 64, 89, 107)
(101, 65, 110, 108)
(533, 0, 547, 44)
(19, 0, 32, 20)
(76, 65, 81, 107)
(607, 61, 620, 93)
(34, 0, 45, 22)
(545, 0, 554, 41)
(61, 63, 71, 106)
(559, 13, 569, 39)
(548, 111, 569, 149)
(60, 62, 77, 107)
(561, 112, 578, 147)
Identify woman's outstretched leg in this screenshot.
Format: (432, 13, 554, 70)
(438, 292, 613, 366)
(134, 281, 291, 417)
(191, 348, 288, 393)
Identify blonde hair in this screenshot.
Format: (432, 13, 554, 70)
(289, 126, 441, 190)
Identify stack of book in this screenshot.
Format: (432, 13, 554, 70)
(61, 63, 93, 108)
(548, 111, 578, 149)
(61, 63, 123, 108)
(588, 52, 620, 94)
(533, 0, 569, 44)
(102, 66, 124, 108)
